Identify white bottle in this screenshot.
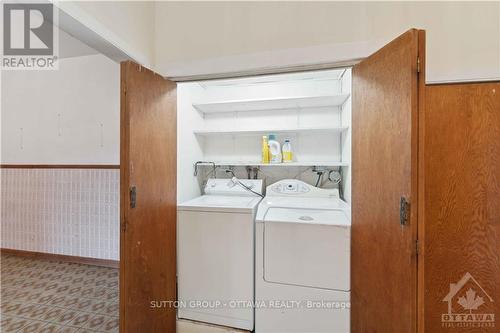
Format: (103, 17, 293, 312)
(268, 134, 282, 163)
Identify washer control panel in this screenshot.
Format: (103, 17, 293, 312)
(271, 180, 311, 194)
(266, 179, 340, 198)
(205, 178, 263, 196)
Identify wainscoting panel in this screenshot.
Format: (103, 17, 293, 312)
(1, 168, 119, 260)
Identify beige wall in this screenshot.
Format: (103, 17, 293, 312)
(2, 55, 119, 164)
(154, 1, 500, 82)
(59, 2, 499, 83)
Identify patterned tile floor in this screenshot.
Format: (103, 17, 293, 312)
(1, 253, 119, 333)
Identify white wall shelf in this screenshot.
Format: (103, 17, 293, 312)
(193, 126, 348, 137)
(193, 94, 350, 114)
(196, 161, 349, 167)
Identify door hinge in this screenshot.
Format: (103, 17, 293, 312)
(400, 197, 410, 226)
(130, 185, 137, 208)
(417, 57, 421, 73)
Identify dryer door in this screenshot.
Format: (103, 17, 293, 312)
(263, 208, 350, 291)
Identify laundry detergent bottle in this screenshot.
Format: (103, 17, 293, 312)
(282, 139, 293, 163)
(268, 134, 282, 163)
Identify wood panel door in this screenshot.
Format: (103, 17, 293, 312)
(351, 29, 424, 332)
(422, 82, 500, 332)
(120, 61, 177, 333)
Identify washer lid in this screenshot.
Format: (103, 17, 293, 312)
(264, 207, 350, 227)
(178, 195, 262, 213)
(256, 197, 351, 224)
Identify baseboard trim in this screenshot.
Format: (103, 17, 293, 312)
(0, 248, 119, 269)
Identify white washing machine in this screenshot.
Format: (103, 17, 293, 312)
(177, 178, 263, 330)
(255, 180, 351, 333)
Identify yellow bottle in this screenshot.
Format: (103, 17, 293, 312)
(262, 136, 270, 164)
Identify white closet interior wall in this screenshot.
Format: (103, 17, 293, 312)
(177, 69, 352, 204)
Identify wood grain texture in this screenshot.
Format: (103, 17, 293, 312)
(120, 62, 177, 333)
(0, 248, 119, 268)
(423, 82, 500, 332)
(352, 29, 421, 332)
(0, 164, 120, 169)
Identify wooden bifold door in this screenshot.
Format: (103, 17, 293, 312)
(351, 29, 423, 332)
(351, 29, 499, 333)
(120, 62, 177, 332)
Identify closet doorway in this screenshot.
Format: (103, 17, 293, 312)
(120, 29, 424, 333)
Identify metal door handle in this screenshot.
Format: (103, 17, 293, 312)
(400, 197, 410, 225)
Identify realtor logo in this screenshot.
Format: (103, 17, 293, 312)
(2, 2, 58, 69)
(442, 272, 495, 329)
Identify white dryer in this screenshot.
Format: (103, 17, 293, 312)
(255, 180, 351, 333)
(177, 178, 263, 330)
